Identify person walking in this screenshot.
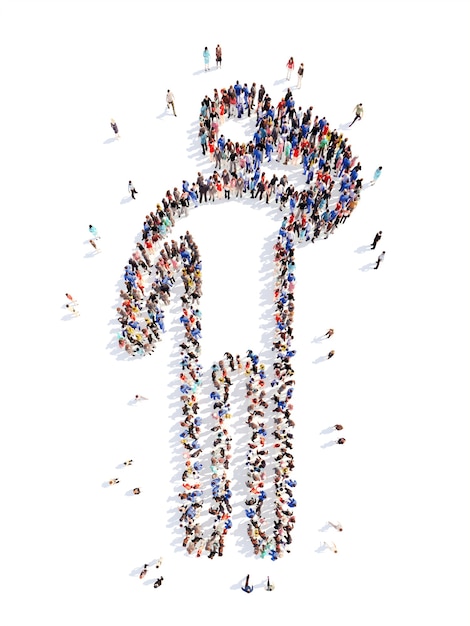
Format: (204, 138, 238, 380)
(371, 231, 382, 250)
(336, 437, 346, 445)
(374, 251, 386, 269)
(128, 181, 138, 199)
(203, 46, 210, 71)
(323, 541, 338, 553)
(139, 564, 148, 579)
(334, 424, 343, 431)
(325, 328, 334, 338)
(349, 103, 363, 127)
(108, 478, 119, 485)
(286, 57, 294, 80)
(124, 459, 133, 466)
(328, 521, 343, 531)
(110, 118, 120, 139)
(166, 90, 176, 116)
(153, 576, 164, 588)
(241, 574, 253, 593)
(215, 44, 222, 69)
(135, 394, 148, 401)
(66, 303, 80, 316)
(155, 556, 163, 568)
(327, 350, 335, 359)
(296, 63, 304, 88)
(65, 293, 77, 304)
(88, 224, 100, 239)
(371, 166, 382, 185)
(265, 576, 275, 591)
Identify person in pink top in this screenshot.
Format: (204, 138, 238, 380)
(286, 57, 294, 80)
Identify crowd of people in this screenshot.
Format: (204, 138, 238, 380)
(114, 78, 364, 557)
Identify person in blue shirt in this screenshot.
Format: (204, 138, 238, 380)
(371, 166, 382, 185)
(203, 47, 210, 71)
(241, 575, 253, 593)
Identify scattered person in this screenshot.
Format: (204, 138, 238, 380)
(66, 303, 80, 317)
(328, 521, 343, 531)
(334, 424, 343, 431)
(88, 224, 100, 239)
(325, 328, 334, 338)
(133, 487, 141, 495)
(371, 231, 382, 250)
(154, 576, 164, 588)
(323, 541, 338, 553)
(327, 350, 335, 359)
(371, 166, 382, 185)
(286, 57, 294, 80)
(166, 90, 176, 116)
(349, 103, 363, 127)
(155, 557, 163, 568)
(124, 459, 133, 466)
(215, 44, 222, 69)
(265, 576, 275, 591)
(135, 394, 148, 401)
(89, 239, 100, 251)
(374, 251, 386, 269)
(139, 564, 148, 579)
(129, 181, 138, 199)
(296, 63, 304, 88)
(108, 478, 119, 485)
(336, 438, 346, 445)
(65, 293, 77, 304)
(110, 118, 120, 138)
(241, 574, 253, 593)
(203, 46, 210, 71)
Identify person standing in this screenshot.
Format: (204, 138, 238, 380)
(215, 44, 222, 69)
(325, 328, 334, 338)
(371, 230, 382, 250)
(327, 350, 335, 359)
(128, 181, 138, 199)
(336, 437, 346, 445)
(110, 118, 120, 139)
(374, 251, 386, 269)
(203, 46, 210, 71)
(153, 576, 164, 588)
(241, 574, 253, 593)
(265, 576, 275, 591)
(371, 166, 382, 185)
(296, 63, 304, 88)
(286, 57, 294, 80)
(88, 224, 100, 239)
(166, 90, 176, 116)
(139, 564, 148, 579)
(349, 103, 364, 127)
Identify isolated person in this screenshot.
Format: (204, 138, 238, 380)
(325, 328, 334, 338)
(286, 57, 294, 80)
(88, 224, 100, 239)
(328, 521, 343, 531)
(241, 574, 253, 593)
(349, 103, 364, 127)
(215, 44, 222, 68)
(296, 63, 304, 88)
(133, 487, 141, 495)
(166, 90, 176, 116)
(374, 251, 386, 270)
(371, 166, 382, 185)
(323, 541, 338, 553)
(135, 394, 148, 401)
(110, 118, 120, 138)
(327, 350, 335, 359)
(128, 181, 138, 199)
(371, 230, 382, 250)
(203, 46, 210, 71)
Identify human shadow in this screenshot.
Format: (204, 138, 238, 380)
(320, 440, 336, 448)
(318, 522, 330, 533)
(313, 356, 328, 364)
(320, 426, 335, 435)
(359, 262, 375, 272)
(355, 245, 370, 255)
(103, 137, 116, 144)
(312, 335, 326, 344)
(120, 196, 132, 204)
(315, 542, 328, 553)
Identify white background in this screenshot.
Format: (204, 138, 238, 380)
(1, 0, 469, 624)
